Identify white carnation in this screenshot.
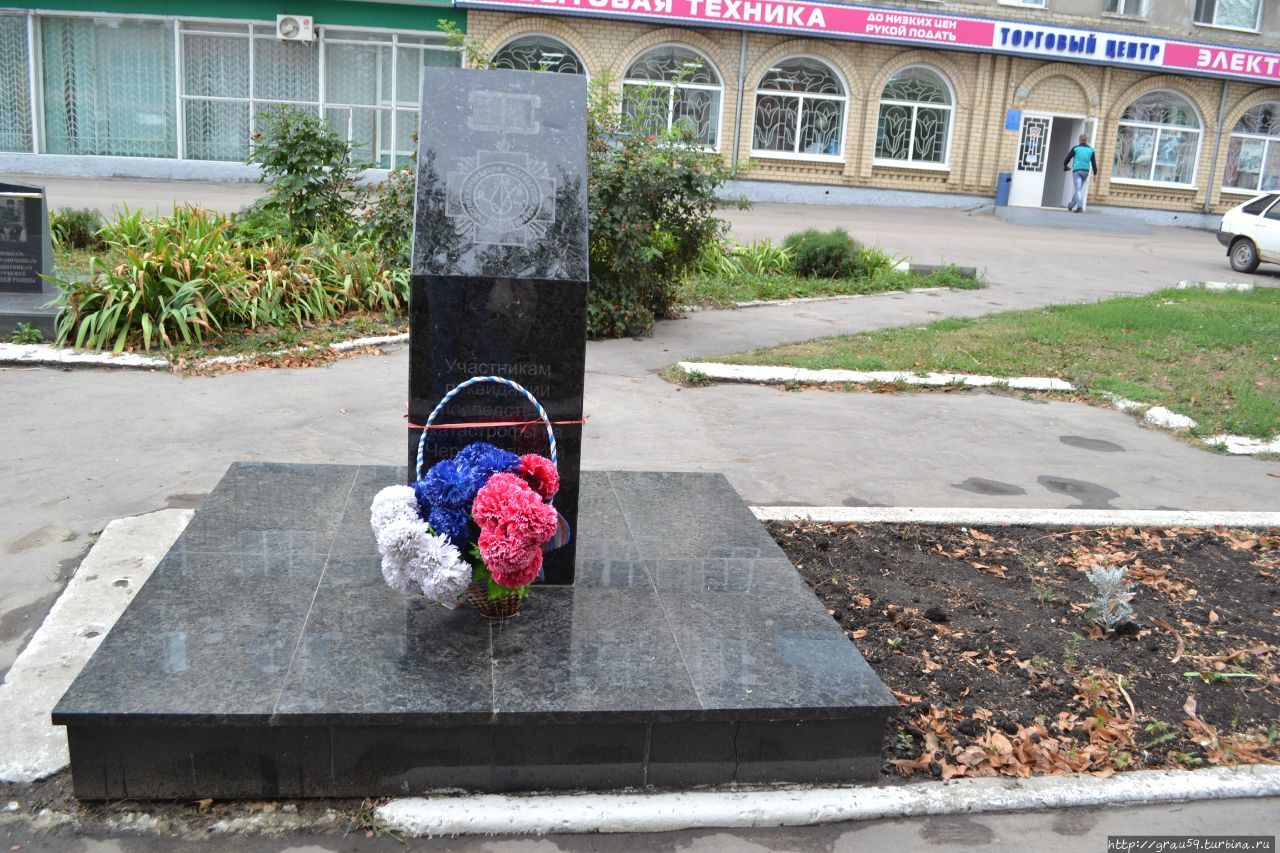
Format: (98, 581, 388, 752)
(380, 554, 419, 596)
(370, 485, 420, 536)
(413, 531, 472, 605)
(376, 517, 430, 566)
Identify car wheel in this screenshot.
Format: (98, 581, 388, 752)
(1229, 238, 1260, 273)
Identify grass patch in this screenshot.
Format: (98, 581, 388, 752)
(677, 264, 982, 308)
(714, 287, 1280, 439)
(164, 312, 406, 364)
(53, 247, 97, 281)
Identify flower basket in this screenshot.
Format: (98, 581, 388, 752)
(370, 376, 566, 622)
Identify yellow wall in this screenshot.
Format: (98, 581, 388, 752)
(469, 11, 1280, 213)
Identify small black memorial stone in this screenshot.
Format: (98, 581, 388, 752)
(0, 181, 57, 337)
(408, 68, 589, 584)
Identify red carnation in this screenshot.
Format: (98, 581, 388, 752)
(478, 529, 543, 588)
(517, 454, 559, 501)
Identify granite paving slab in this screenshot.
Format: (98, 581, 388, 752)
(53, 463, 896, 798)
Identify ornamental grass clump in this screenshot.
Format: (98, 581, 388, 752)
(370, 442, 561, 607)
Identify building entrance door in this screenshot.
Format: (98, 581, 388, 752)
(1009, 113, 1094, 208)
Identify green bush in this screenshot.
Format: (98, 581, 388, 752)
(249, 106, 365, 241)
(230, 199, 293, 246)
(359, 164, 416, 269)
(53, 206, 408, 351)
(783, 228, 860, 278)
(8, 322, 44, 344)
(587, 75, 733, 338)
(49, 208, 104, 250)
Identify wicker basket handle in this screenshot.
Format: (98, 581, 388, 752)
(415, 376, 558, 482)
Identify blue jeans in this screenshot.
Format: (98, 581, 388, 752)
(1070, 170, 1090, 210)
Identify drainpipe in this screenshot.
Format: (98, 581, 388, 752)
(1204, 80, 1229, 214)
(731, 31, 747, 171)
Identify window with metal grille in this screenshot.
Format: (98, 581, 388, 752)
(874, 66, 954, 167)
(491, 35, 585, 75)
(1223, 104, 1280, 194)
(1194, 0, 1262, 30)
(0, 14, 32, 153)
(41, 16, 177, 158)
(751, 57, 846, 159)
(622, 46, 722, 150)
(1111, 91, 1202, 186)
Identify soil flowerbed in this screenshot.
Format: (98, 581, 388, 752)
(767, 522, 1280, 780)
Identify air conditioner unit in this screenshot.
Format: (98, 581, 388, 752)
(276, 14, 315, 42)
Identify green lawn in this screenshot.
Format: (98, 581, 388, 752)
(676, 265, 982, 308)
(714, 287, 1280, 439)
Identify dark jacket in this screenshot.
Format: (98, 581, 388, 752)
(1064, 145, 1098, 174)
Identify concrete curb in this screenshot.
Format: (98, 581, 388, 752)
(750, 506, 1280, 528)
(375, 766, 1280, 837)
(676, 362, 1280, 455)
(0, 334, 409, 371)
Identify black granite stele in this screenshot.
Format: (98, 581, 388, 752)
(0, 181, 57, 337)
(53, 463, 897, 799)
(408, 68, 589, 584)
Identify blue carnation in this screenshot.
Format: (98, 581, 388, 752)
(455, 442, 520, 477)
(429, 505, 473, 547)
(412, 477, 434, 519)
(421, 458, 488, 509)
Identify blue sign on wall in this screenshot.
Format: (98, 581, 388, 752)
(1005, 109, 1023, 131)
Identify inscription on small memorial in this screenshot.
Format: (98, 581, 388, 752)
(0, 194, 42, 294)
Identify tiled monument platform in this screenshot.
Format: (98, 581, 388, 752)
(53, 462, 896, 799)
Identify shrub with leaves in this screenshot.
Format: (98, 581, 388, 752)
(587, 75, 732, 337)
(784, 228, 860, 278)
(1085, 565, 1136, 632)
(49, 208, 104, 250)
(249, 106, 365, 240)
(359, 164, 417, 269)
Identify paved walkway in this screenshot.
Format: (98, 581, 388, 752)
(2, 798, 1276, 851)
(3, 197, 1279, 677)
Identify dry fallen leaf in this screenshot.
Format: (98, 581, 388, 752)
(1184, 694, 1198, 719)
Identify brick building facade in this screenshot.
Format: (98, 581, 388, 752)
(466, 1, 1280, 215)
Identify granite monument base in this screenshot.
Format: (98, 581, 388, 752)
(53, 463, 896, 799)
(0, 291, 58, 337)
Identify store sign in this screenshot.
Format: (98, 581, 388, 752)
(454, 0, 1280, 84)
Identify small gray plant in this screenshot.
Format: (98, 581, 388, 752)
(1085, 565, 1136, 632)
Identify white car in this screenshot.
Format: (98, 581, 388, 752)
(1217, 192, 1280, 273)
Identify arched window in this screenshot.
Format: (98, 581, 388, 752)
(1112, 91, 1202, 186)
(491, 35, 584, 75)
(751, 57, 846, 158)
(874, 66, 953, 167)
(622, 45, 722, 149)
(1223, 103, 1280, 193)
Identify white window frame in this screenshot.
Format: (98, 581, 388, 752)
(1193, 0, 1263, 33)
(1221, 104, 1280, 195)
(872, 65, 956, 171)
(749, 55, 847, 164)
(997, 0, 1047, 8)
(1101, 0, 1148, 17)
(20, 10, 457, 164)
(621, 43, 724, 153)
(1111, 92, 1203, 189)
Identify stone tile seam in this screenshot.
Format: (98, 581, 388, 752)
(269, 465, 363, 720)
(675, 361, 1280, 455)
(601, 471, 702, 711)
